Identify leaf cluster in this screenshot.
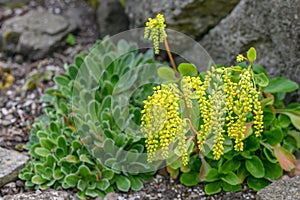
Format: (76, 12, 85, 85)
(19, 37, 161, 198)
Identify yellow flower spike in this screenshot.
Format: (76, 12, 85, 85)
(141, 84, 183, 163)
(144, 13, 167, 54)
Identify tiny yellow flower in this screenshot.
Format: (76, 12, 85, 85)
(144, 14, 167, 54)
(236, 54, 245, 62)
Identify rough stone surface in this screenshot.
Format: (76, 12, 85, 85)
(0, 10, 77, 60)
(2, 190, 78, 200)
(200, 0, 300, 91)
(256, 176, 300, 200)
(125, 0, 240, 39)
(0, 147, 28, 187)
(97, 0, 129, 37)
(0, 0, 29, 6)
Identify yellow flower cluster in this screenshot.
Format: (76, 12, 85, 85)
(181, 76, 194, 108)
(210, 73, 227, 160)
(236, 54, 245, 62)
(144, 14, 167, 54)
(252, 89, 264, 137)
(141, 84, 185, 163)
(186, 76, 212, 150)
(224, 68, 264, 151)
(142, 66, 264, 162)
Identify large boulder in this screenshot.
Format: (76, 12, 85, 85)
(0, 10, 77, 60)
(96, 0, 129, 37)
(256, 176, 300, 200)
(0, 147, 28, 187)
(125, 0, 240, 39)
(200, 0, 300, 84)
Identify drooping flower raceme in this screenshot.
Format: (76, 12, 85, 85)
(141, 84, 187, 163)
(144, 14, 167, 54)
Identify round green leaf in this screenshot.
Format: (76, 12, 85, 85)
(102, 169, 114, 180)
(221, 172, 239, 185)
(115, 175, 131, 192)
(157, 66, 177, 81)
(247, 176, 270, 191)
(178, 63, 198, 76)
(31, 175, 46, 185)
(180, 172, 200, 186)
(64, 174, 78, 187)
(219, 159, 241, 173)
(263, 160, 283, 180)
(205, 168, 220, 182)
(204, 181, 222, 195)
(245, 156, 265, 178)
(129, 176, 143, 191)
(96, 179, 110, 191)
(263, 128, 283, 146)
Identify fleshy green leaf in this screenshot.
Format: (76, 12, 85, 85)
(178, 63, 198, 76)
(129, 176, 143, 191)
(263, 128, 283, 146)
(64, 174, 78, 187)
(204, 181, 222, 195)
(102, 169, 114, 180)
(34, 147, 50, 157)
(115, 175, 131, 192)
(157, 66, 177, 81)
(255, 72, 269, 87)
(77, 179, 87, 191)
(53, 168, 64, 180)
(247, 176, 270, 191)
(219, 159, 241, 174)
(247, 47, 256, 63)
(79, 155, 94, 165)
(180, 172, 200, 186)
(264, 77, 299, 93)
(276, 111, 300, 131)
(263, 160, 283, 180)
(54, 75, 69, 87)
(287, 130, 300, 148)
(245, 156, 265, 178)
(96, 179, 110, 191)
(221, 172, 239, 185)
(31, 175, 46, 185)
(205, 168, 220, 182)
(222, 181, 242, 192)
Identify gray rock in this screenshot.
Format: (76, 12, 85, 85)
(125, 0, 240, 39)
(0, 147, 28, 187)
(200, 0, 300, 85)
(0, 0, 29, 6)
(256, 176, 300, 200)
(0, 10, 77, 60)
(97, 0, 129, 37)
(3, 190, 77, 200)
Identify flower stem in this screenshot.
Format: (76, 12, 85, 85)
(164, 38, 179, 77)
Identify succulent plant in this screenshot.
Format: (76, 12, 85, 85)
(19, 37, 163, 199)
